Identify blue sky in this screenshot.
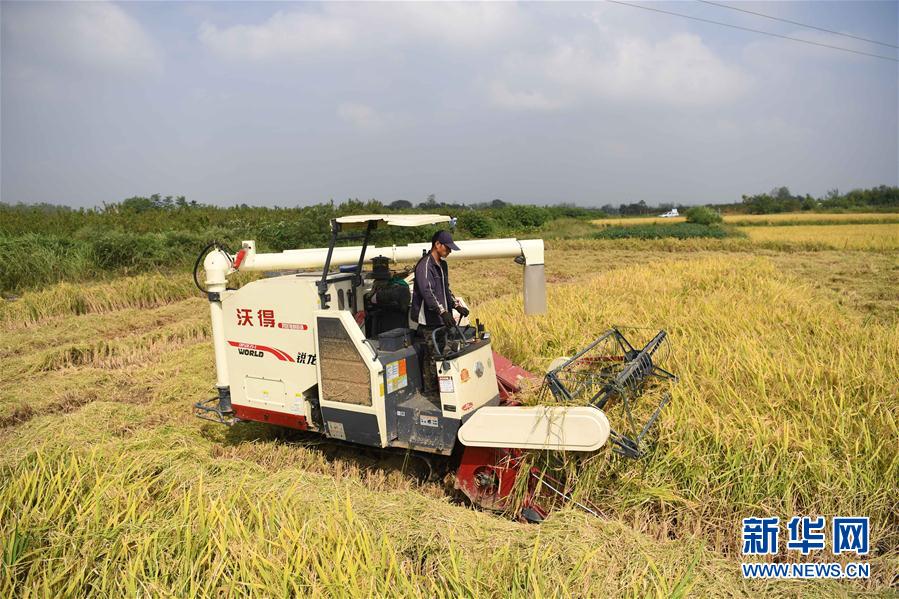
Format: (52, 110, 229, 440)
(2, 1, 897, 208)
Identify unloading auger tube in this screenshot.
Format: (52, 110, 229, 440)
(194, 215, 675, 521)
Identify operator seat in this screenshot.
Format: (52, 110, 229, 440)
(363, 256, 410, 338)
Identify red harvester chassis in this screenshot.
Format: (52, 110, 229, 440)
(453, 351, 549, 521)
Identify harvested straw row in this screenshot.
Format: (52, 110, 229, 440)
(27, 320, 210, 373)
(0, 273, 197, 327)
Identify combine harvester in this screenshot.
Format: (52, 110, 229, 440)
(195, 215, 676, 520)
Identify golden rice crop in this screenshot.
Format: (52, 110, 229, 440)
(1, 244, 896, 595)
(0, 273, 196, 327)
(1, 299, 206, 361)
(0, 271, 263, 328)
(739, 223, 899, 250)
(481, 256, 898, 563)
(724, 212, 899, 226)
(592, 212, 899, 228)
(28, 319, 210, 372)
(0, 299, 212, 425)
(0, 417, 850, 598)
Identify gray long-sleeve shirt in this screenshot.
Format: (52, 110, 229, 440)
(411, 253, 455, 326)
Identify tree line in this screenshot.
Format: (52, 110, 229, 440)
(0, 196, 607, 292)
(0, 195, 605, 245)
(729, 185, 898, 215)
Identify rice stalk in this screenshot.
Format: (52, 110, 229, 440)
(479, 256, 898, 558)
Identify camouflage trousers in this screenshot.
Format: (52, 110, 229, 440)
(416, 326, 440, 394)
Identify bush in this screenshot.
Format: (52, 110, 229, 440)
(538, 218, 600, 239)
(0, 229, 231, 293)
(88, 232, 147, 270)
(457, 212, 495, 238)
(488, 205, 550, 230)
(685, 206, 723, 225)
(0, 234, 92, 292)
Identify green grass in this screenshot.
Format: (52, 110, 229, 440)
(592, 223, 735, 240)
(537, 218, 604, 239)
(0, 230, 226, 294)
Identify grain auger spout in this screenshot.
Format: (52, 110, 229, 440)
(542, 328, 678, 458)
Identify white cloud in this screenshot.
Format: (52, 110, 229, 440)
(198, 5, 748, 112)
(490, 29, 750, 110)
(4, 2, 161, 75)
(488, 82, 565, 112)
(198, 3, 526, 61)
(387, 3, 524, 48)
(337, 102, 384, 131)
(198, 10, 355, 61)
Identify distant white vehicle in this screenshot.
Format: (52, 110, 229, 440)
(658, 208, 679, 218)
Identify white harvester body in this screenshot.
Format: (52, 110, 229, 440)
(199, 214, 610, 457)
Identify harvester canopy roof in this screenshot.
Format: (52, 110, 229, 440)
(335, 214, 451, 229)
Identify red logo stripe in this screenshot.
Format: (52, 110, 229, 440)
(263, 346, 292, 361)
(227, 341, 295, 362)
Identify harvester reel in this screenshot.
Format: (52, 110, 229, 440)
(546, 356, 571, 373)
(541, 327, 677, 459)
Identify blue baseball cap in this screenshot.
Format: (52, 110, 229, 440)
(435, 230, 461, 251)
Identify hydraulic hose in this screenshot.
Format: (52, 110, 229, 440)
(193, 241, 233, 293)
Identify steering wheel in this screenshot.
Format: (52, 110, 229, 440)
(431, 324, 475, 358)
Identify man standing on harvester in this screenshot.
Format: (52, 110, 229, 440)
(411, 230, 469, 393)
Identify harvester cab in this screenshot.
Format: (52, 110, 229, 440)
(194, 214, 676, 519)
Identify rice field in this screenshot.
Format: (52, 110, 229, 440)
(591, 212, 899, 227)
(724, 212, 899, 226)
(739, 223, 899, 250)
(485, 257, 897, 552)
(1, 232, 897, 596)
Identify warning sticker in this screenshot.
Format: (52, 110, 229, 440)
(420, 415, 438, 428)
(386, 359, 408, 394)
(439, 376, 454, 394)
